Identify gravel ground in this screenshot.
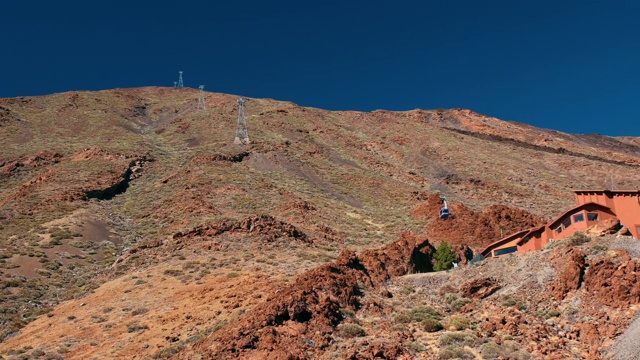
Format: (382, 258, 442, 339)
(609, 312, 640, 360)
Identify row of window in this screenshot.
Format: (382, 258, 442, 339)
(493, 212, 603, 257)
(555, 212, 599, 234)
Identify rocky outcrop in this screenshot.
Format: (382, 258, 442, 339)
(584, 251, 640, 307)
(0, 150, 63, 179)
(178, 233, 434, 359)
(586, 218, 622, 237)
(548, 249, 586, 300)
(173, 215, 310, 244)
(459, 277, 501, 299)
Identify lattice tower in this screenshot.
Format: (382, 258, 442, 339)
(234, 98, 250, 144)
(177, 71, 184, 87)
(197, 85, 206, 110)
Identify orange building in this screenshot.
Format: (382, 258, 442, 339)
(482, 190, 640, 258)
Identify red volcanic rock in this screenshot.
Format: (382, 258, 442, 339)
(571, 322, 602, 359)
(179, 233, 435, 359)
(345, 341, 406, 359)
(548, 249, 586, 300)
(584, 251, 640, 307)
(586, 217, 621, 237)
(357, 232, 435, 285)
(452, 244, 473, 265)
(459, 277, 501, 299)
(0, 150, 63, 179)
(173, 215, 311, 244)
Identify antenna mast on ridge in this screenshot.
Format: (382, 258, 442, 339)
(234, 98, 250, 145)
(197, 85, 206, 110)
(177, 71, 184, 88)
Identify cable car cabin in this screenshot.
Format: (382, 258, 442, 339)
(439, 196, 450, 219)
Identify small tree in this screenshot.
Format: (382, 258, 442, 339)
(434, 241, 456, 271)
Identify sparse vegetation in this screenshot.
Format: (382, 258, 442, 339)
(446, 316, 474, 331)
(568, 231, 590, 246)
(339, 323, 366, 338)
(408, 305, 443, 322)
(126, 321, 149, 333)
(439, 331, 478, 347)
(537, 307, 561, 319)
(407, 341, 427, 352)
(590, 243, 608, 255)
(480, 342, 532, 359)
(437, 345, 475, 360)
(422, 317, 444, 332)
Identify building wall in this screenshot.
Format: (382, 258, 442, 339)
(609, 194, 640, 239)
(488, 207, 616, 257)
(575, 191, 614, 209)
(518, 230, 544, 253)
(485, 191, 640, 258)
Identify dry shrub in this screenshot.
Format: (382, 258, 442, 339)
(422, 318, 443, 332)
(339, 323, 366, 338)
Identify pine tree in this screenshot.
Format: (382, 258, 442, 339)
(434, 241, 456, 271)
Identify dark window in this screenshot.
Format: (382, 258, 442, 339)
(587, 213, 599, 221)
(573, 214, 584, 223)
(521, 235, 531, 246)
(555, 226, 563, 234)
(494, 246, 518, 256)
(562, 218, 572, 229)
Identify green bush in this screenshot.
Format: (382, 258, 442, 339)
(408, 306, 443, 322)
(568, 231, 590, 246)
(163, 269, 183, 277)
(443, 293, 459, 305)
(446, 316, 474, 331)
(537, 308, 561, 319)
(422, 318, 443, 332)
(439, 331, 478, 347)
(131, 307, 148, 316)
(126, 322, 149, 333)
(449, 298, 471, 312)
(152, 344, 185, 359)
(393, 314, 411, 324)
(590, 244, 608, 255)
(434, 241, 456, 271)
(407, 341, 426, 352)
(339, 323, 366, 338)
(340, 308, 356, 318)
(437, 345, 475, 360)
(480, 342, 532, 360)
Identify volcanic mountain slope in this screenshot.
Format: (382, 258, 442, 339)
(1, 87, 640, 358)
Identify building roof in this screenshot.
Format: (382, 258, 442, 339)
(573, 189, 640, 195)
(547, 202, 613, 228)
(480, 228, 532, 256)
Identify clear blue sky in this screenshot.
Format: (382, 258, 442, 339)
(2, 1, 639, 136)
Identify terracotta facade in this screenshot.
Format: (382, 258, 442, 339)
(482, 190, 640, 258)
